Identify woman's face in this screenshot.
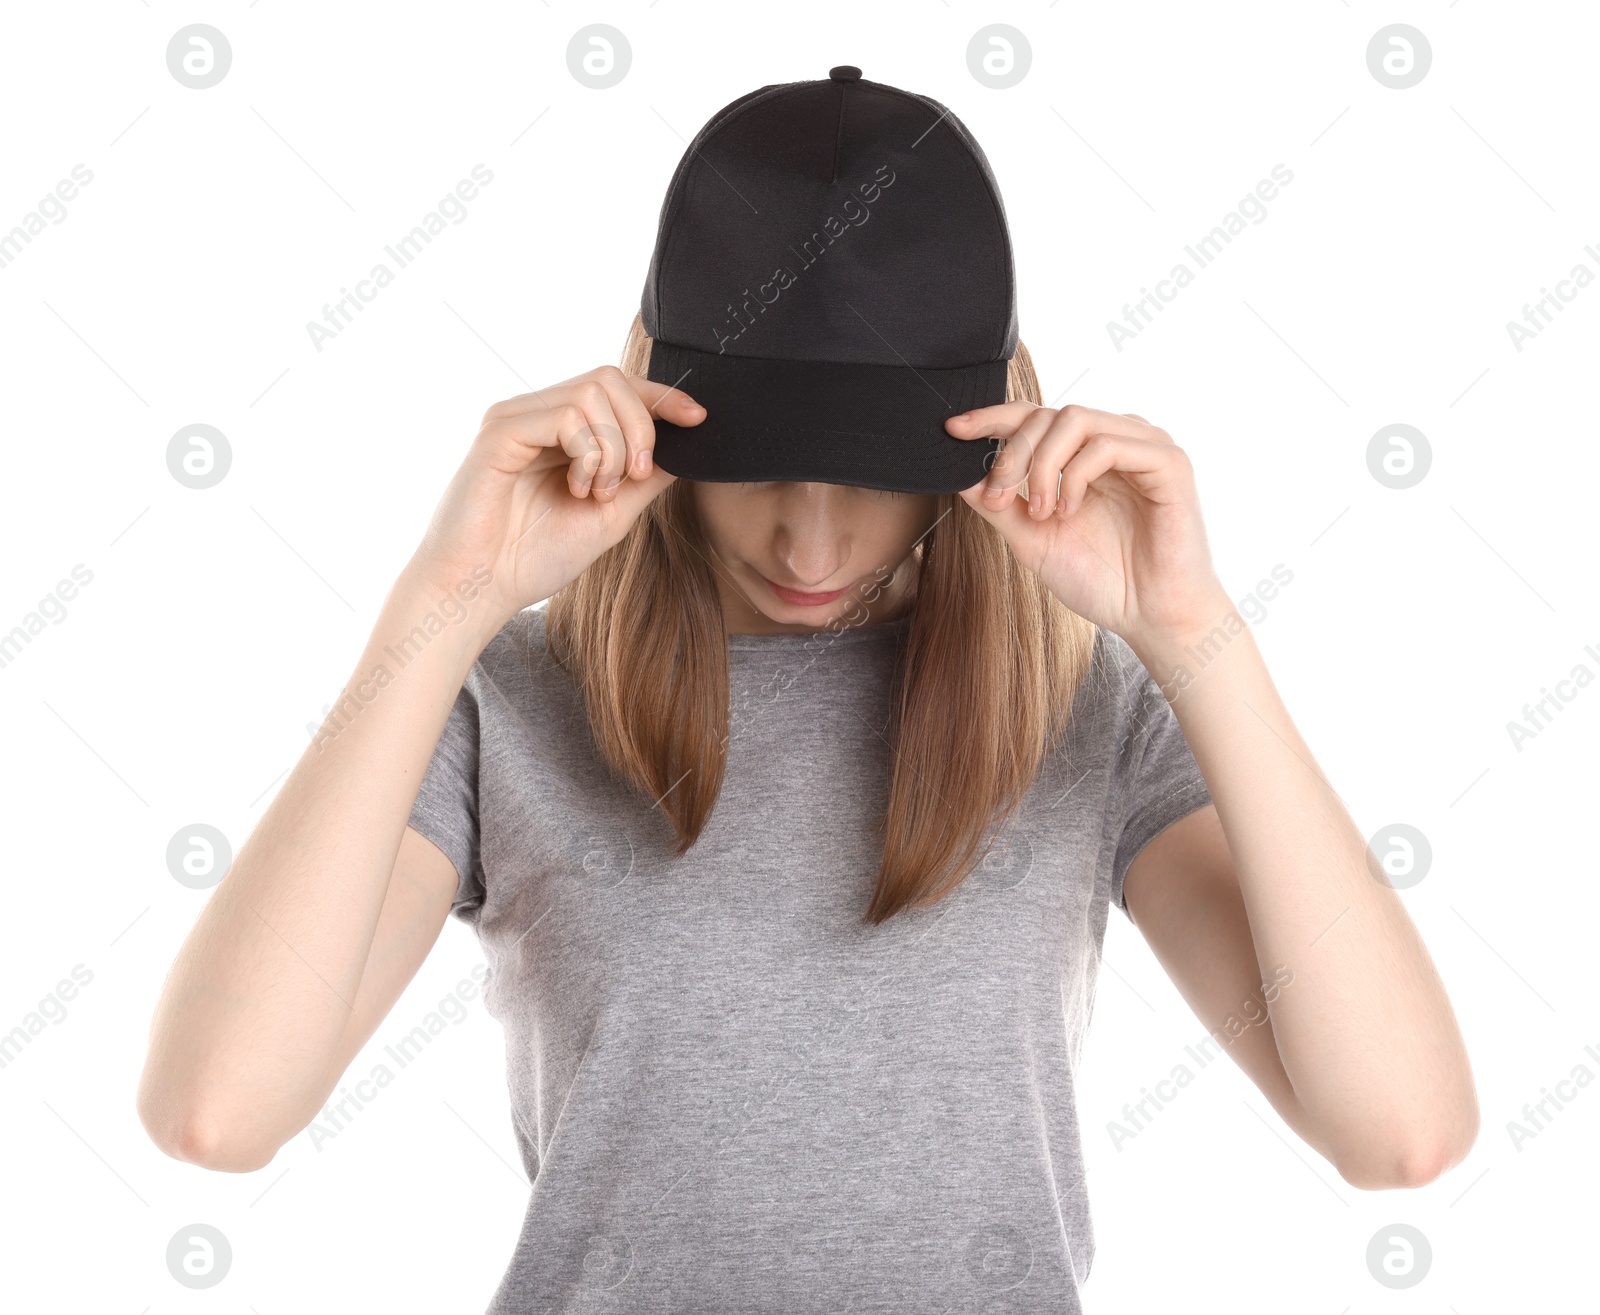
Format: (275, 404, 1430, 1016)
(692, 480, 940, 635)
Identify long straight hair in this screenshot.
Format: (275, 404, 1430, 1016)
(545, 313, 1098, 923)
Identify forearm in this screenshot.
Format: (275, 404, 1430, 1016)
(1129, 607, 1478, 1184)
(138, 567, 500, 1165)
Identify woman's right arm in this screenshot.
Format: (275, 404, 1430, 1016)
(136, 366, 704, 1171)
(136, 574, 496, 1172)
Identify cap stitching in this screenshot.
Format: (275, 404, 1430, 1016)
(656, 435, 995, 468)
(654, 338, 1012, 377)
(831, 81, 848, 186)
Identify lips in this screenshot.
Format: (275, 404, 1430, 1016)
(761, 575, 850, 607)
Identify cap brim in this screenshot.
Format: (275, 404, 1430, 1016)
(645, 339, 1005, 496)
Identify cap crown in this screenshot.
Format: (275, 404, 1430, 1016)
(641, 72, 1018, 370)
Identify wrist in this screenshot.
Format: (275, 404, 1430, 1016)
(384, 564, 509, 664)
(1124, 589, 1251, 692)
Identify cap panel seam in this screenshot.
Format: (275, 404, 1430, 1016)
(831, 82, 848, 185)
(652, 80, 812, 343)
(863, 82, 1015, 361)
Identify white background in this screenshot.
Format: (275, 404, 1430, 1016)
(1, 1, 1595, 1310)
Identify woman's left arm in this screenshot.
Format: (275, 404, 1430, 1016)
(1125, 614, 1479, 1189)
(948, 400, 1480, 1190)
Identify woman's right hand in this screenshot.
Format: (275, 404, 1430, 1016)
(404, 364, 704, 633)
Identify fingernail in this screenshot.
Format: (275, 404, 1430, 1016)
(985, 483, 1005, 501)
(1030, 491, 1042, 516)
(636, 450, 651, 474)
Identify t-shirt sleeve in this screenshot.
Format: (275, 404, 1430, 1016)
(1103, 631, 1214, 918)
(406, 678, 487, 923)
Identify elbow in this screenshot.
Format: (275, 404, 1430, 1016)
(1334, 1113, 1480, 1192)
(1326, 1061, 1482, 1192)
(1337, 1142, 1452, 1191)
(137, 1081, 279, 1174)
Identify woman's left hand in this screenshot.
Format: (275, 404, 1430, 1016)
(946, 403, 1229, 647)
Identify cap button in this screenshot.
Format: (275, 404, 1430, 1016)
(829, 65, 862, 82)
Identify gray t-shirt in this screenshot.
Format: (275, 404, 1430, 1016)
(407, 603, 1211, 1313)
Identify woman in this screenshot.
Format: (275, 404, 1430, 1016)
(137, 67, 1478, 1313)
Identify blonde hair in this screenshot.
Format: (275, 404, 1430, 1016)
(544, 313, 1097, 923)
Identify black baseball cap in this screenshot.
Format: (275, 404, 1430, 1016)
(640, 65, 1017, 496)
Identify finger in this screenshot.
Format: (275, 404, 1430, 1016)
(481, 386, 615, 495)
(959, 401, 1164, 446)
(486, 362, 640, 419)
(477, 405, 605, 499)
(1003, 405, 1169, 519)
(480, 370, 703, 448)
(1021, 410, 1102, 520)
(592, 454, 679, 529)
(945, 400, 1040, 441)
(1055, 404, 1159, 443)
(589, 366, 658, 497)
(480, 385, 563, 427)
(980, 406, 1057, 509)
(1121, 411, 1175, 444)
(628, 373, 706, 429)
(956, 473, 1047, 553)
(1058, 433, 1183, 520)
(556, 377, 630, 496)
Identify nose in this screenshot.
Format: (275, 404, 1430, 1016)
(772, 483, 850, 587)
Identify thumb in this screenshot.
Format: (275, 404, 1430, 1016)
(599, 460, 678, 528)
(956, 477, 1042, 556)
